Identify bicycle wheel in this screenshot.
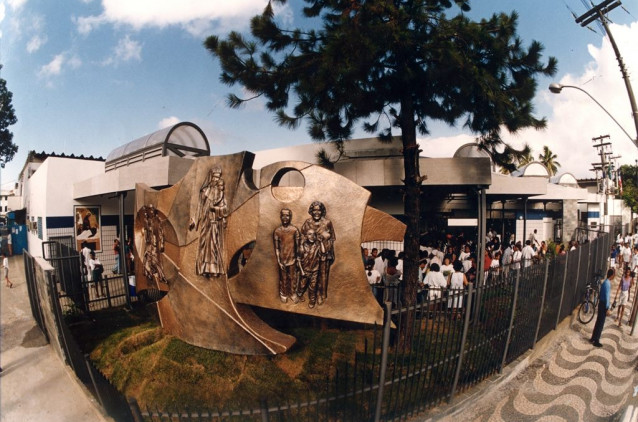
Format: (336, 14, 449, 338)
(578, 300, 596, 324)
(592, 289, 599, 307)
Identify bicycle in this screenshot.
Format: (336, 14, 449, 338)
(578, 270, 602, 324)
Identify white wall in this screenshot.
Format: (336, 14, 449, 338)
(515, 218, 550, 244)
(26, 157, 105, 255)
(45, 158, 104, 216)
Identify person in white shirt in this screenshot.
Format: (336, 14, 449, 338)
(396, 252, 404, 281)
(502, 242, 514, 266)
(81, 242, 93, 282)
(424, 263, 448, 301)
(511, 244, 522, 270)
(521, 240, 535, 268)
(459, 245, 472, 273)
(2, 253, 12, 288)
(373, 251, 387, 282)
(528, 229, 540, 248)
(440, 257, 454, 279)
(89, 251, 105, 298)
(621, 243, 632, 269)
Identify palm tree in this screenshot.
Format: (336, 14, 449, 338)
(518, 149, 534, 167)
(538, 145, 561, 176)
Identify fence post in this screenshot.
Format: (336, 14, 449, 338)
(47, 270, 78, 372)
(104, 275, 113, 308)
(374, 301, 393, 422)
(569, 246, 583, 312)
(449, 282, 474, 402)
(127, 397, 145, 422)
(555, 252, 569, 329)
(500, 269, 520, 372)
(84, 354, 106, 410)
(532, 258, 551, 347)
(260, 398, 269, 422)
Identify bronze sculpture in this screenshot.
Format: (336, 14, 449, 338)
(141, 204, 167, 286)
(273, 208, 302, 303)
(134, 154, 405, 355)
(190, 167, 228, 277)
(300, 201, 335, 306)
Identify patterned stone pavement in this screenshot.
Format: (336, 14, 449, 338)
(428, 274, 638, 422)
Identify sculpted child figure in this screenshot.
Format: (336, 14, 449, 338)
(273, 209, 302, 303)
(299, 229, 327, 308)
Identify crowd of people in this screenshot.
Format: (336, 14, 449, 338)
(362, 227, 638, 316)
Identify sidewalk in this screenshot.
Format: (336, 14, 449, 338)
(0, 255, 110, 422)
(419, 269, 638, 422)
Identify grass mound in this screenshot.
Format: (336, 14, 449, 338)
(70, 305, 374, 410)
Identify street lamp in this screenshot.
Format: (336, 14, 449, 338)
(548, 83, 638, 148)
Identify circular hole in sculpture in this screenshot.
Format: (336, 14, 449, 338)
(271, 168, 305, 202)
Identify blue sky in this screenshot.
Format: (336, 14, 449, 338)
(0, 0, 637, 189)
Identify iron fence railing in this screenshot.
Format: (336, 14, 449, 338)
(25, 232, 610, 422)
(23, 250, 137, 422)
(41, 240, 136, 315)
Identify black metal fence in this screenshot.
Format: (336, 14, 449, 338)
(41, 240, 135, 314)
(132, 231, 611, 422)
(24, 230, 611, 422)
(23, 249, 138, 422)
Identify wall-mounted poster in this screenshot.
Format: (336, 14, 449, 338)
(75, 206, 101, 252)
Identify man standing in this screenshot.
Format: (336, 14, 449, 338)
(2, 253, 12, 288)
(273, 208, 302, 303)
(621, 242, 631, 270)
(528, 229, 540, 248)
(521, 240, 535, 268)
(590, 268, 614, 348)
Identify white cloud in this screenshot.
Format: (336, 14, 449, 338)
(424, 20, 638, 179)
(26, 34, 46, 53)
(102, 35, 142, 66)
(75, 14, 107, 35)
(7, 0, 27, 10)
(158, 116, 180, 129)
(68, 54, 82, 69)
(37, 52, 82, 80)
(521, 21, 638, 178)
(76, 0, 270, 35)
(38, 54, 65, 78)
(0, 3, 6, 24)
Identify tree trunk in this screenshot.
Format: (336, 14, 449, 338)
(399, 95, 422, 345)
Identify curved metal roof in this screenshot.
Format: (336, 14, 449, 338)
(453, 143, 491, 160)
(105, 122, 210, 171)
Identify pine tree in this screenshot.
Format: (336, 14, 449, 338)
(205, 0, 557, 313)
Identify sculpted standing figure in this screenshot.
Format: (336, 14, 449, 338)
(301, 201, 335, 305)
(273, 209, 302, 304)
(299, 229, 326, 308)
(190, 167, 228, 277)
(142, 205, 167, 286)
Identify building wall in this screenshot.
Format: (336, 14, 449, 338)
(563, 199, 579, 241)
(26, 157, 110, 257)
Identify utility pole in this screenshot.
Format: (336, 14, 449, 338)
(576, 0, 638, 149)
(590, 135, 618, 232)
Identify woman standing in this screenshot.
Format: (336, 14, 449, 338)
(614, 268, 633, 326)
(448, 260, 468, 320)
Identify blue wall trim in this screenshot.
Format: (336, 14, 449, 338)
(46, 216, 74, 229)
(46, 215, 134, 229)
